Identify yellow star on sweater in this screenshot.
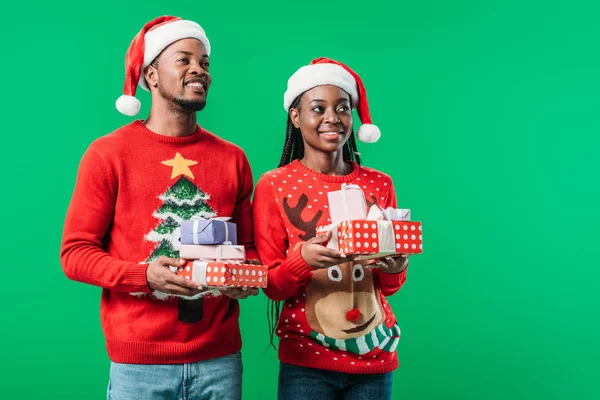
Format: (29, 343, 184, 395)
(161, 153, 198, 179)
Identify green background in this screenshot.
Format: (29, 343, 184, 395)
(1, 1, 598, 399)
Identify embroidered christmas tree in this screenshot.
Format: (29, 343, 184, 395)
(145, 153, 216, 262)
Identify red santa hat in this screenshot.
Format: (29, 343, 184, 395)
(115, 16, 211, 116)
(283, 57, 381, 143)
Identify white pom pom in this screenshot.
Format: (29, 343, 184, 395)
(357, 124, 381, 143)
(116, 95, 141, 116)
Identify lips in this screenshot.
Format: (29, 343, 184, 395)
(342, 313, 377, 334)
(318, 131, 344, 141)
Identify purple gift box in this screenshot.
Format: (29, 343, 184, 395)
(180, 218, 238, 245)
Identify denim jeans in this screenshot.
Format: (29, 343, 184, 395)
(278, 362, 393, 400)
(107, 352, 243, 400)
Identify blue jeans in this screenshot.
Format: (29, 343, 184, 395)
(278, 362, 393, 400)
(107, 352, 243, 400)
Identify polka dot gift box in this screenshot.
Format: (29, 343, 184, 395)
(317, 205, 422, 260)
(173, 261, 268, 288)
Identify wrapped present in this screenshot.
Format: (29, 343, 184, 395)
(327, 183, 368, 225)
(173, 261, 268, 288)
(318, 206, 422, 260)
(179, 244, 246, 261)
(180, 217, 237, 245)
(381, 207, 411, 221)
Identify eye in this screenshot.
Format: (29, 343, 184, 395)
(312, 106, 324, 113)
(202, 62, 210, 69)
(177, 58, 189, 64)
(352, 264, 364, 282)
(338, 105, 350, 112)
(328, 265, 343, 282)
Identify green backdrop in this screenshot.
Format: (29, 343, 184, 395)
(1, 1, 598, 399)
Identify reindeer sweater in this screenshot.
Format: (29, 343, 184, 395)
(60, 120, 257, 364)
(253, 160, 407, 374)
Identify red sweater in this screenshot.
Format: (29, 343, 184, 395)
(253, 160, 407, 374)
(60, 120, 257, 364)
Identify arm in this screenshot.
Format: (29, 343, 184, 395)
(253, 176, 313, 301)
(372, 178, 408, 296)
(60, 145, 151, 293)
(231, 152, 259, 262)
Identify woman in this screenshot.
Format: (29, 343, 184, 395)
(253, 57, 409, 399)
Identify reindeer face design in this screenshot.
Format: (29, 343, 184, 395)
(305, 262, 384, 339)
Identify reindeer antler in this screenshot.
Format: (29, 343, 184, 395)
(283, 194, 323, 240)
(365, 194, 379, 209)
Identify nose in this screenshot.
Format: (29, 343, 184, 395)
(324, 108, 340, 124)
(346, 308, 361, 322)
(188, 61, 206, 76)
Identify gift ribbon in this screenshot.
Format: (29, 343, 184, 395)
(190, 216, 233, 245)
(340, 183, 364, 221)
(192, 219, 201, 245)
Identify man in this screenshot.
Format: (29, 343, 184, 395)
(60, 16, 257, 399)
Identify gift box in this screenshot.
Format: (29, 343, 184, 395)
(180, 217, 237, 245)
(327, 183, 368, 225)
(318, 206, 422, 260)
(173, 261, 268, 288)
(179, 244, 246, 261)
(381, 208, 411, 221)
(335, 220, 422, 258)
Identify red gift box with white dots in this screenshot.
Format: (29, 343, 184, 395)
(175, 261, 268, 288)
(391, 221, 422, 254)
(334, 219, 422, 258)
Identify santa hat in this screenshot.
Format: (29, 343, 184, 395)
(115, 16, 211, 116)
(283, 57, 381, 143)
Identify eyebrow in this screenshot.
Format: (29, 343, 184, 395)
(309, 98, 350, 103)
(173, 51, 209, 58)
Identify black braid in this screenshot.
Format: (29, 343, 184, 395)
(268, 92, 362, 351)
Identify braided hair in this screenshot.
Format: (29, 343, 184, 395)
(267, 92, 362, 350)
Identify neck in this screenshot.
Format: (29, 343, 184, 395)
(144, 101, 198, 137)
(300, 148, 350, 176)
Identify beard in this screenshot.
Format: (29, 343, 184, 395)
(158, 84, 207, 112)
(174, 97, 206, 111)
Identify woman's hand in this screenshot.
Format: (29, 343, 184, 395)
(301, 231, 355, 269)
(375, 254, 409, 274)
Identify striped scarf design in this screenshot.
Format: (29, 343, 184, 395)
(310, 323, 401, 355)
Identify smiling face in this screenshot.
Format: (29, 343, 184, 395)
(305, 262, 384, 339)
(289, 85, 353, 156)
(144, 38, 212, 112)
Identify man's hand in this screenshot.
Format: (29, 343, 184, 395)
(218, 258, 262, 299)
(146, 256, 205, 297)
(375, 254, 409, 274)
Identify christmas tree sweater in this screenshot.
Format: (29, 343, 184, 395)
(253, 159, 407, 374)
(60, 120, 258, 364)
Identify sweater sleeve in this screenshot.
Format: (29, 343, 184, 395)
(373, 177, 408, 296)
(253, 175, 314, 301)
(232, 152, 258, 261)
(60, 145, 151, 293)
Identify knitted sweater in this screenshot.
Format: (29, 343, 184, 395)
(253, 159, 407, 374)
(60, 120, 257, 364)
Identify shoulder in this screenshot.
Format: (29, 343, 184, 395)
(201, 128, 248, 159)
(87, 122, 138, 157)
(254, 163, 297, 199)
(357, 164, 393, 185)
(257, 163, 297, 186)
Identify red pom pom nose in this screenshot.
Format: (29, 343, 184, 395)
(346, 308, 361, 322)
